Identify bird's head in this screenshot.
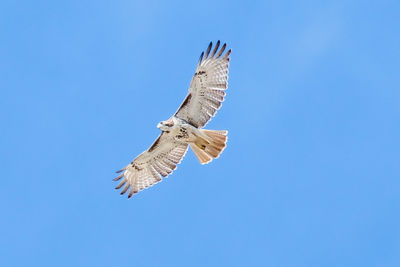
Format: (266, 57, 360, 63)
(157, 117, 175, 132)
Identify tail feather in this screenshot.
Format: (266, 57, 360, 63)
(191, 144, 212, 164)
(190, 129, 228, 165)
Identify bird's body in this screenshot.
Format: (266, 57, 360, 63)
(157, 117, 197, 143)
(114, 41, 231, 197)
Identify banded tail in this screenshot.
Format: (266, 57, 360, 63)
(190, 129, 228, 164)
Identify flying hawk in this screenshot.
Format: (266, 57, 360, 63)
(114, 41, 231, 198)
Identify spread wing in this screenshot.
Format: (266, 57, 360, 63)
(175, 41, 231, 128)
(114, 132, 188, 198)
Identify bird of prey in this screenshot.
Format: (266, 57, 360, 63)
(114, 41, 231, 198)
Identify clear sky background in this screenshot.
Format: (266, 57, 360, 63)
(1, 0, 399, 266)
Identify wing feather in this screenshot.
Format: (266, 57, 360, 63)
(175, 41, 231, 127)
(204, 41, 212, 59)
(210, 40, 220, 57)
(114, 132, 188, 197)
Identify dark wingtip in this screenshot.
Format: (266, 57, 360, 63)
(205, 41, 212, 58)
(210, 40, 221, 58)
(198, 51, 204, 64)
(115, 180, 126, 189)
(113, 173, 124, 181)
(121, 184, 130, 195)
(225, 49, 232, 58)
(116, 168, 125, 174)
(216, 43, 227, 58)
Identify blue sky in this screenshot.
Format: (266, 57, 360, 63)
(1, 0, 399, 266)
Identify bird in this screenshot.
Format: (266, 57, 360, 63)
(114, 41, 231, 198)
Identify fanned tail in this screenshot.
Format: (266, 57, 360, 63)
(190, 129, 228, 164)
